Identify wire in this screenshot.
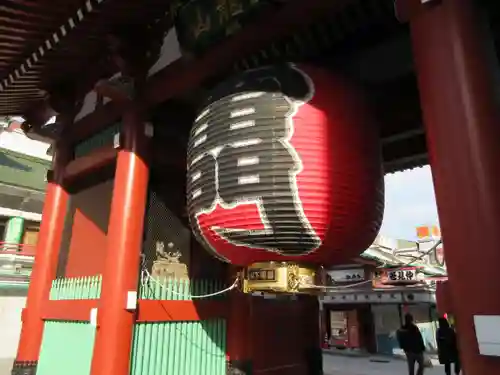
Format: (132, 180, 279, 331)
(138, 238, 444, 295)
(142, 268, 239, 299)
(389, 238, 443, 270)
(310, 279, 374, 290)
(305, 238, 444, 290)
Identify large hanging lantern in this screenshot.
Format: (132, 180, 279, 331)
(186, 63, 384, 293)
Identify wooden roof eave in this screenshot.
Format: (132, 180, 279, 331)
(0, 0, 164, 116)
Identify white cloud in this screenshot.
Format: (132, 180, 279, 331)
(380, 165, 439, 240)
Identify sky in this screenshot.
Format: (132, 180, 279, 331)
(379, 165, 439, 241)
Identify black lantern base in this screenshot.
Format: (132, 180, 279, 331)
(11, 361, 37, 375)
(227, 359, 253, 375)
(305, 347, 323, 375)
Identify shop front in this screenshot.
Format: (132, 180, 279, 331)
(321, 264, 440, 355)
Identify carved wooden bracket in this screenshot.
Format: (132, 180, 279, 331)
(21, 81, 84, 142)
(21, 98, 58, 142)
(94, 17, 172, 103)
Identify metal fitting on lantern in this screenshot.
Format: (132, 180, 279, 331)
(242, 262, 317, 294)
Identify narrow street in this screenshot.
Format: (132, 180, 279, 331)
(323, 354, 445, 375)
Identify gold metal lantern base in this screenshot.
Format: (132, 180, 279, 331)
(241, 262, 318, 294)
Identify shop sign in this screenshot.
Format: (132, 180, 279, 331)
(175, 0, 265, 54)
(376, 267, 422, 286)
(248, 268, 276, 282)
(388, 268, 417, 282)
(328, 269, 365, 283)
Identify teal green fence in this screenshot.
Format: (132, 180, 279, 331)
(37, 321, 96, 375)
(130, 278, 227, 375)
(49, 276, 102, 300)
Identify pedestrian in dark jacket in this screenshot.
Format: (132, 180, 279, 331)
(437, 317, 461, 375)
(397, 313, 426, 375)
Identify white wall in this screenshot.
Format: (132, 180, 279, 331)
(0, 129, 51, 161)
(0, 294, 27, 374)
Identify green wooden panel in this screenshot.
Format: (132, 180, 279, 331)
(131, 278, 227, 375)
(37, 321, 96, 375)
(49, 275, 102, 300)
(3, 216, 24, 244)
(131, 319, 226, 375)
(74, 122, 121, 158)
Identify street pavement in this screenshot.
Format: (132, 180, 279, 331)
(0, 354, 447, 375)
(323, 354, 445, 375)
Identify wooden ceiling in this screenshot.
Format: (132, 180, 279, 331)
(0, 0, 174, 116)
(4, 0, 498, 174)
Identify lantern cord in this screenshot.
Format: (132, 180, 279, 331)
(141, 268, 239, 299)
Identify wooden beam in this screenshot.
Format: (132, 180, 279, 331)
(144, 0, 354, 107)
(67, 0, 354, 143)
(41, 299, 98, 322)
(136, 299, 228, 322)
(40, 298, 228, 322)
(64, 146, 118, 183)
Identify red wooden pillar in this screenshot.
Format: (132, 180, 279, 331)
(302, 296, 323, 374)
(226, 267, 254, 374)
(90, 110, 150, 375)
(409, 0, 500, 373)
(13, 142, 70, 373)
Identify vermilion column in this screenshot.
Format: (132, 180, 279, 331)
(13, 142, 70, 373)
(90, 110, 150, 375)
(409, 0, 500, 373)
(226, 267, 254, 375)
(303, 296, 322, 375)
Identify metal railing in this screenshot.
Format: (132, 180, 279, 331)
(0, 241, 36, 256)
(0, 242, 35, 282)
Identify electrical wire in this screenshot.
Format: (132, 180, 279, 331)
(382, 238, 443, 271)
(141, 272, 229, 358)
(142, 268, 239, 299)
(138, 238, 444, 294)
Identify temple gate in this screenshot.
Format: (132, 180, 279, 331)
(1, 0, 500, 374)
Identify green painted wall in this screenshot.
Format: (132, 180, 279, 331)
(37, 321, 96, 375)
(3, 217, 24, 245)
(130, 278, 227, 375)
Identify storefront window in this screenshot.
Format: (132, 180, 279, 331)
(329, 311, 348, 347)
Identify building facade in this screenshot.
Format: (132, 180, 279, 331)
(0, 118, 50, 373)
(1, 1, 499, 374)
(320, 231, 446, 356)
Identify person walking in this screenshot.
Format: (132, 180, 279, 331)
(397, 313, 426, 375)
(436, 317, 461, 375)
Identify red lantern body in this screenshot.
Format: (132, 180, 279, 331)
(187, 63, 383, 267)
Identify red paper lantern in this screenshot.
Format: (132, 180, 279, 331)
(186, 63, 383, 266)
